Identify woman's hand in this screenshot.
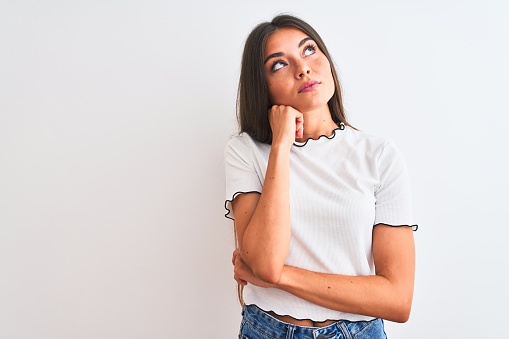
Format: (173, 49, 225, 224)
(268, 105, 304, 147)
(232, 249, 274, 288)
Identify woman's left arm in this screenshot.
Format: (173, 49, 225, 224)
(278, 224, 415, 322)
(233, 224, 415, 323)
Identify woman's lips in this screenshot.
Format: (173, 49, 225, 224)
(298, 80, 321, 93)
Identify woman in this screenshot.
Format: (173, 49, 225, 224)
(224, 14, 417, 338)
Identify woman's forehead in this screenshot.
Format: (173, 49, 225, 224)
(264, 27, 309, 55)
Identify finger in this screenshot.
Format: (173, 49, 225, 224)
(232, 252, 236, 265)
(268, 105, 280, 114)
(295, 112, 304, 125)
(234, 277, 247, 286)
(295, 117, 304, 139)
(234, 268, 248, 286)
(232, 249, 239, 265)
(296, 127, 303, 139)
(233, 267, 247, 285)
(234, 275, 245, 285)
(295, 123, 303, 139)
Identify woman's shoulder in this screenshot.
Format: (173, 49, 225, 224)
(225, 132, 270, 158)
(225, 132, 256, 150)
(349, 128, 409, 168)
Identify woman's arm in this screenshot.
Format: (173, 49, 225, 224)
(232, 105, 303, 284)
(233, 224, 415, 322)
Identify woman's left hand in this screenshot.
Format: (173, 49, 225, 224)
(232, 249, 274, 288)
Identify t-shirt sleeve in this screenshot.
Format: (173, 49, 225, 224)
(224, 136, 262, 220)
(374, 141, 418, 230)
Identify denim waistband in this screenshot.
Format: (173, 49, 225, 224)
(241, 304, 386, 339)
(243, 304, 337, 336)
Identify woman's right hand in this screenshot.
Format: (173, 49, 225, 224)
(232, 249, 274, 288)
(268, 105, 304, 148)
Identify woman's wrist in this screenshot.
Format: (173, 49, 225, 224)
(270, 140, 293, 153)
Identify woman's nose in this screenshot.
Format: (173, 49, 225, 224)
(296, 62, 311, 78)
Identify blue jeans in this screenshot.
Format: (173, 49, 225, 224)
(239, 305, 387, 339)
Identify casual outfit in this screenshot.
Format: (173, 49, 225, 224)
(224, 125, 416, 336)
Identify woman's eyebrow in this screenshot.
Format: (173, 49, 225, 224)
(264, 37, 314, 64)
(298, 37, 313, 47)
(264, 52, 283, 64)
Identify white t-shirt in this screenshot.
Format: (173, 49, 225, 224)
(224, 125, 417, 322)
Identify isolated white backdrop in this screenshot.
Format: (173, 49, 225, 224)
(1, 1, 508, 338)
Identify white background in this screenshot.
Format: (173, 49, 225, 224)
(1, 1, 508, 338)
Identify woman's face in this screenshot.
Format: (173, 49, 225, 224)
(264, 27, 335, 113)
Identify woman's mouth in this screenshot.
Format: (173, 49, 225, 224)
(298, 80, 321, 93)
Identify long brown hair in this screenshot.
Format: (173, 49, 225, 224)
(237, 14, 352, 145)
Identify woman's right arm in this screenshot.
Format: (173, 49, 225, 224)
(231, 105, 303, 284)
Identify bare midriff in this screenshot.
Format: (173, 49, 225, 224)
(267, 310, 337, 328)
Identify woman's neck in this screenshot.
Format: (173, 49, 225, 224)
(295, 107, 339, 142)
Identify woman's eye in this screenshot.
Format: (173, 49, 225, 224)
(304, 45, 316, 56)
(271, 61, 286, 72)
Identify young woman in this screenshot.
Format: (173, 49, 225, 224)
(224, 14, 417, 339)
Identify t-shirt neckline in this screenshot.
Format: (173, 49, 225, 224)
(293, 123, 346, 147)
